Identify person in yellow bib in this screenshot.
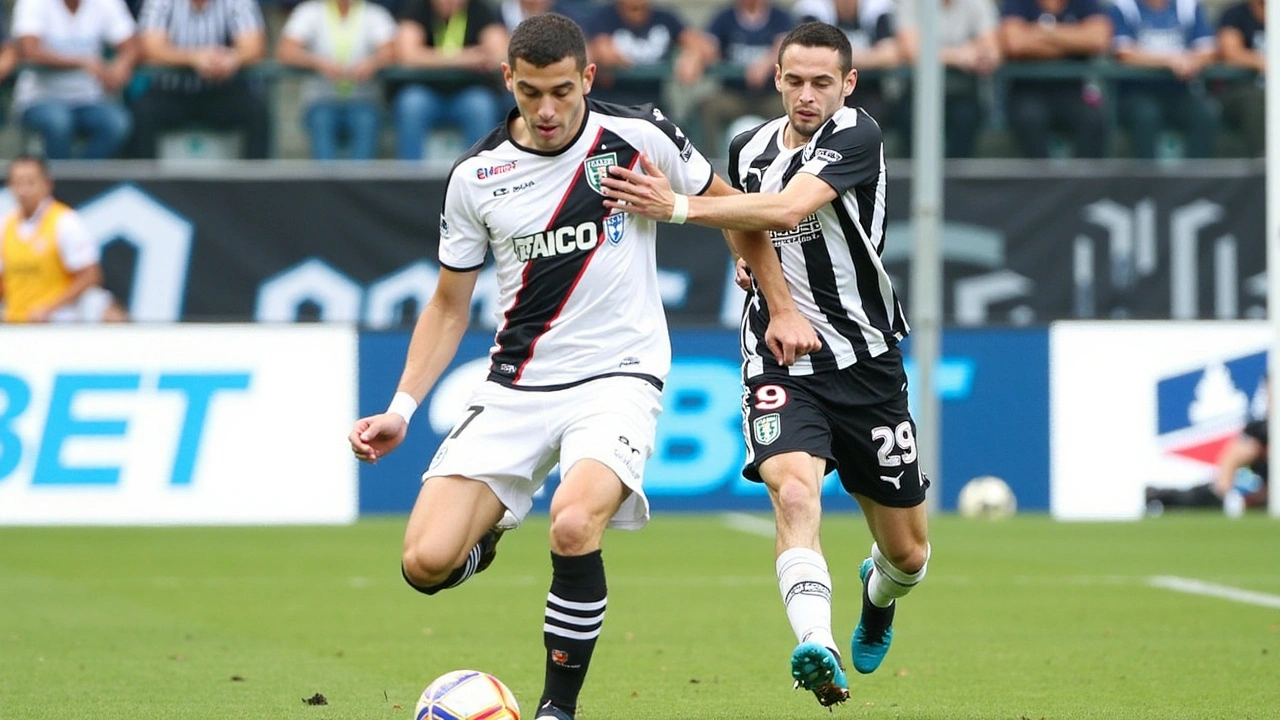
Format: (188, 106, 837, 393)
(0, 154, 111, 323)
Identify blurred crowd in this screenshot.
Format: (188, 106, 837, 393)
(0, 0, 1267, 161)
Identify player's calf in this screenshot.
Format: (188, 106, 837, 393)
(851, 543, 929, 674)
(402, 527, 505, 595)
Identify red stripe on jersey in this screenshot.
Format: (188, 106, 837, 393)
(496, 126, 606, 381)
(513, 142, 640, 385)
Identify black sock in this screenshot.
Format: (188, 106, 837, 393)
(540, 550, 607, 715)
(860, 578, 896, 641)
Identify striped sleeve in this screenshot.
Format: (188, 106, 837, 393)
(799, 116, 882, 195)
(139, 0, 174, 32)
(229, 0, 264, 35)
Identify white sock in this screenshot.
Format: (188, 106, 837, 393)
(776, 547, 837, 652)
(867, 542, 930, 608)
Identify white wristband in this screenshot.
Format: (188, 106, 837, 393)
(386, 391, 418, 425)
(669, 193, 689, 224)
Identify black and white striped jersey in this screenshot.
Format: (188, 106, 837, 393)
(727, 106, 908, 379)
(439, 99, 714, 390)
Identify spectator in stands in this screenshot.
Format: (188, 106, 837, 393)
(1108, 0, 1217, 159)
(0, 18, 16, 86)
(897, 0, 1001, 158)
(584, 0, 709, 106)
(10, 0, 138, 160)
(130, 0, 270, 159)
(0, 154, 128, 323)
(697, 0, 794, 154)
(499, 0, 589, 31)
(1216, 0, 1264, 156)
(391, 0, 508, 161)
(278, 0, 396, 161)
(999, 0, 1110, 158)
(793, 0, 900, 129)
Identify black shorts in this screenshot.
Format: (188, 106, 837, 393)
(741, 354, 929, 508)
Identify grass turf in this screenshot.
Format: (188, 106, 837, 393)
(1, 513, 1277, 719)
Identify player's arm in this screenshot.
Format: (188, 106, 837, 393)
(603, 153, 836, 232)
(396, 268, 478, 404)
(349, 268, 479, 463)
(42, 264, 103, 314)
(27, 212, 101, 322)
(705, 176, 821, 365)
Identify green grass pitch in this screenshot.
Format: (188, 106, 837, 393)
(2, 513, 1277, 719)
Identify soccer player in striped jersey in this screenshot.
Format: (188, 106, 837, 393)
(348, 13, 814, 720)
(601, 21, 931, 709)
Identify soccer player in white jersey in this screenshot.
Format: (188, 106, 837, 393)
(347, 13, 815, 720)
(600, 21, 931, 709)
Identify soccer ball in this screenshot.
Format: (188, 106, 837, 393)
(415, 670, 520, 720)
(957, 475, 1017, 519)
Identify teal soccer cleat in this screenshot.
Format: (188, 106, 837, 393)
(790, 641, 849, 707)
(851, 558, 895, 674)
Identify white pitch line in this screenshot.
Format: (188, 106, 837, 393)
(1148, 576, 1280, 609)
(722, 512, 776, 538)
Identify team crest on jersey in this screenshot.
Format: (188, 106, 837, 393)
(438, 214, 449, 237)
(584, 153, 618, 195)
(753, 413, 781, 445)
(604, 212, 625, 245)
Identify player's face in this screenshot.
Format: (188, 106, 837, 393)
(776, 44, 855, 139)
(505, 56, 596, 152)
(6, 162, 52, 216)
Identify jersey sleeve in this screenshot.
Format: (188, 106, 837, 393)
(11, 0, 43, 38)
(1110, 3, 1137, 49)
(56, 211, 101, 272)
(642, 105, 714, 197)
(797, 119, 883, 195)
(281, 1, 319, 43)
(436, 169, 489, 272)
(1188, 4, 1215, 49)
(726, 125, 754, 192)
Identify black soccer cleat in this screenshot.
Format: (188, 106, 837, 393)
(474, 526, 505, 576)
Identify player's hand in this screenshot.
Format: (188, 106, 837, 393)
(601, 153, 677, 222)
(734, 257, 752, 290)
(765, 307, 821, 366)
(349, 413, 408, 464)
(26, 305, 53, 323)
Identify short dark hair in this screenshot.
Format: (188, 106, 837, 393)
(508, 13, 588, 70)
(6, 153, 50, 181)
(777, 21, 853, 77)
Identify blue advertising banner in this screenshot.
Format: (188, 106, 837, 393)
(358, 328, 1050, 515)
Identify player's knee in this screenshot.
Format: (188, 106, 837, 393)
(881, 543, 928, 576)
(548, 506, 600, 556)
(401, 546, 455, 588)
(774, 475, 821, 514)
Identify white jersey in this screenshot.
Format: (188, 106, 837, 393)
(728, 106, 908, 380)
(439, 99, 714, 390)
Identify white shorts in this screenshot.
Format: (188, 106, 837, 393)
(423, 375, 664, 530)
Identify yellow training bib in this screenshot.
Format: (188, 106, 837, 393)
(1, 202, 73, 323)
